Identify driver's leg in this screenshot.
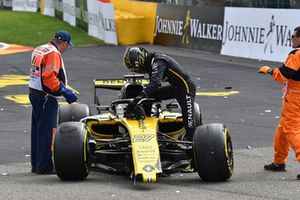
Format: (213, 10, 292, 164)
(152, 85, 176, 100)
(150, 86, 176, 116)
(154, 85, 196, 141)
(176, 91, 196, 141)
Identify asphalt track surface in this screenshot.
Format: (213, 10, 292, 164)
(1, 45, 300, 200)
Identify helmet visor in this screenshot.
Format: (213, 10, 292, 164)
(123, 47, 145, 73)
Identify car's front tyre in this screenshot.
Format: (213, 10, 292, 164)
(53, 122, 90, 180)
(193, 123, 233, 181)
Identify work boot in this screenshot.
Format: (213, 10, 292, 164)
(36, 170, 56, 175)
(264, 162, 286, 172)
(31, 168, 36, 173)
(297, 174, 300, 180)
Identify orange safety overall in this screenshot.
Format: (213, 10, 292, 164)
(272, 49, 300, 164)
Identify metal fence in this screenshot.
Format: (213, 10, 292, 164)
(1, 0, 299, 9)
(138, 0, 300, 8)
(224, 0, 297, 8)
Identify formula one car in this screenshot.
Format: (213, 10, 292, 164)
(53, 74, 234, 182)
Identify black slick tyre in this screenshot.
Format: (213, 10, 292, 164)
(193, 123, 233, 181)
(58, 104, 90, 124)
(194, 102, 202, 126)
(53, 122, 89, 180)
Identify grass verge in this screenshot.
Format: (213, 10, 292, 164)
(0, 10, 105, 47)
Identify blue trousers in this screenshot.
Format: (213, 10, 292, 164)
(29, 92, 58, 173)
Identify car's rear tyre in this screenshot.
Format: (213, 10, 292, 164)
(193, 123, 233, 181)
(194, 102, 202, 126)
(53, 122, 89, 180)
(58, 104, 90, 124)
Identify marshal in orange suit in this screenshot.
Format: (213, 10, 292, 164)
(259, 26, 300, 180)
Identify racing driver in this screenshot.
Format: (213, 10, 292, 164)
(123, 46, 196, 141)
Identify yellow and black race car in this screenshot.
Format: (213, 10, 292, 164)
(53, 74, 233, 183)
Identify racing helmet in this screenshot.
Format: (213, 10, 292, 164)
(123, 47, 148, 73)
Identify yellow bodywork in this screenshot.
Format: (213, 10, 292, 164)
(85, 112, 184, 183)
(123, 117, 162, 182)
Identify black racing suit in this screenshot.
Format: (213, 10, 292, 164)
(144, 53, 196, 138)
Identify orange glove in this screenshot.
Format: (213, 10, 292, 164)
(259, 66, 271, 74)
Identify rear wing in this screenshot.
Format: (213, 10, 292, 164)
(93, 74, 149, 105)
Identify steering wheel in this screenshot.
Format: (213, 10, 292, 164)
(111, 98, 157, 120)
(131, 105, 146, 120)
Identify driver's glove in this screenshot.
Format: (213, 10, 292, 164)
(126, 90, 147, 111)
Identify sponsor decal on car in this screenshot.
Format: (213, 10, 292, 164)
(132, 134, 155, 143)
